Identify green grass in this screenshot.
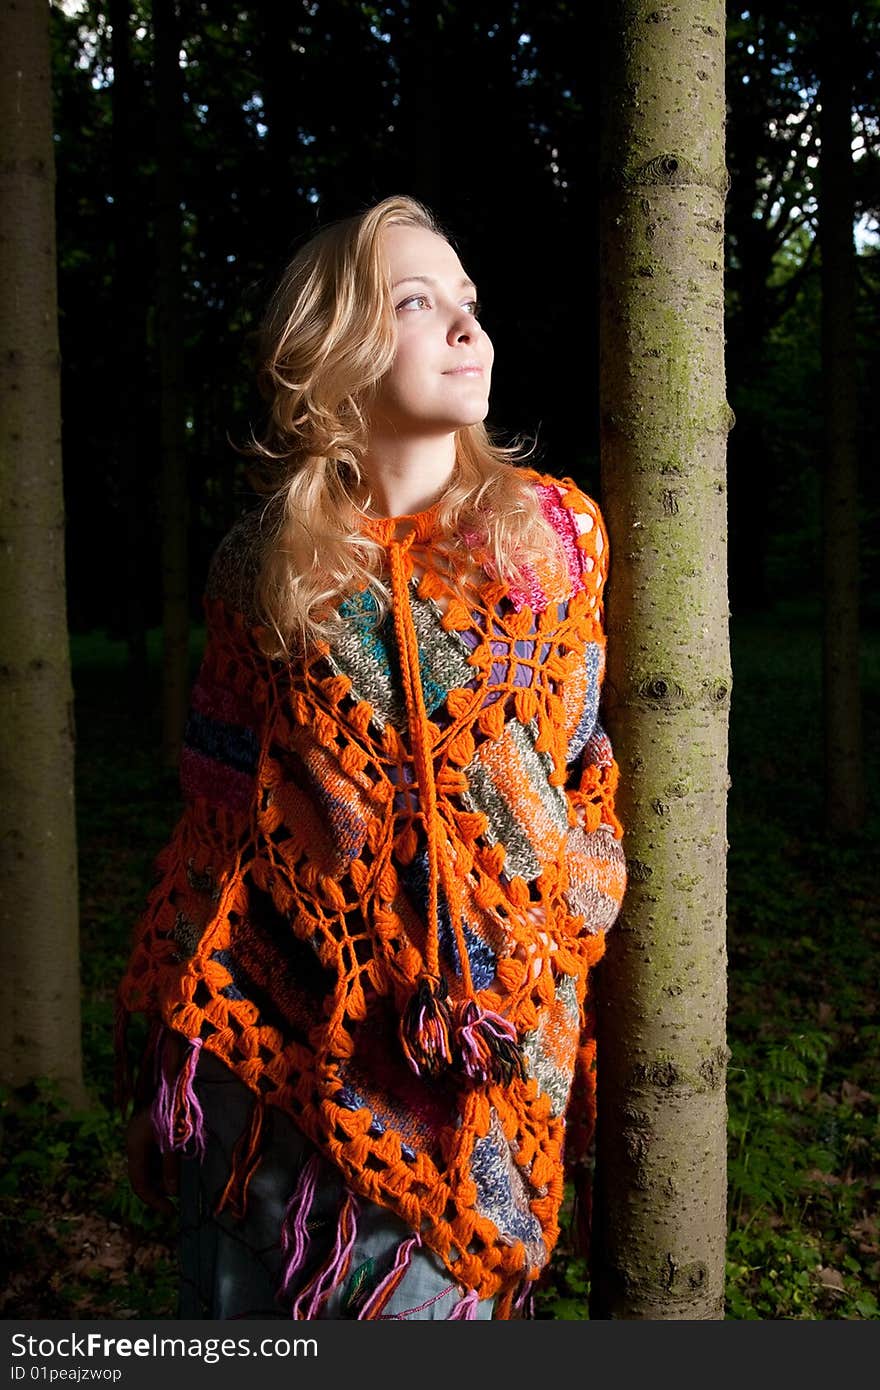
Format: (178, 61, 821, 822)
(723, 605, 879, 1319)
(1, 606, 877, 1318)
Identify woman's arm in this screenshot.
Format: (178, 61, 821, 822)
(125, 1031, 186, 1215)
(562, 719, 627, 936)
(117, 523, 267, 1208)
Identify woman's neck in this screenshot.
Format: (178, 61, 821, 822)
(355, 436, 458, 519)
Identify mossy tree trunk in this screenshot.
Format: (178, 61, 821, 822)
(817, 4, 864, 835)
(592, 0, 731, 1318)
(0, 0, 85, 1103)
(154, 0, 189, 771)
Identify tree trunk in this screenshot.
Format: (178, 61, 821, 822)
(154, 0, 189, 771)
(259, 4, 302, 271)
(592, 0, 731, 1318)
(110, 0, 149, 709)
(391, 5, 442, 205)
(0, 0, 85, 1103)
(818, 4, 864, 835)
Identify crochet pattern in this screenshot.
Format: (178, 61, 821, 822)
(116, 467, 627, 1319)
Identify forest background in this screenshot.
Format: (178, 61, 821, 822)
(1, 0, 878, 1320)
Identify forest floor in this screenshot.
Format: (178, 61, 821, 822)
(1, 601, 877, 1320)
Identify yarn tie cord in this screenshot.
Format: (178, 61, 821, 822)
(387, 528, 524, 1087)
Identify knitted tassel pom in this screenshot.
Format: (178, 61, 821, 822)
(399, 974, 455, 1078)
(456, 1001, 527, 1087)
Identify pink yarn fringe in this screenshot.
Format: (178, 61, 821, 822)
(357, 1232, 422, 1319)
(278, 1152, 323, 1295)
(290, 1187, 361, 1319)
(514, 1279, 535, 1318)
(150, 1030, 205, 1158)
(457, 1003, 519, 1084)
(446, 1287, 479, 1319)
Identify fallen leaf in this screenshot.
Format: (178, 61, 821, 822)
(851, 1217, 879, 1240)
(806, 1169, 841, 1185)
(840, 1080, 873, 1107)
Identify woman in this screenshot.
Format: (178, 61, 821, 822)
(117, 193, 627, 1320)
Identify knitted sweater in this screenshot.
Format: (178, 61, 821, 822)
(116, 467, 627, 1320)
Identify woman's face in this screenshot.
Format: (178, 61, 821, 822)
(369, 222, 494, 435)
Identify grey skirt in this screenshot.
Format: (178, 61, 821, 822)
(177, 1049, 496, 1320)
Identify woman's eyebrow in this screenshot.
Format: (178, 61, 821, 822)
(392, 274, 477, 292)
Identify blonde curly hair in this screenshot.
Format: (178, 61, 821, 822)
(240, 193, 567, 660)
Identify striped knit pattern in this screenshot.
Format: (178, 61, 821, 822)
(116, 468, 627, 1315)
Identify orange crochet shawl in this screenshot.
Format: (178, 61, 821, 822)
(116, 467, 627, 1319)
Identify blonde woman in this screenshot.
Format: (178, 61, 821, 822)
(117, 194, 627, 1320)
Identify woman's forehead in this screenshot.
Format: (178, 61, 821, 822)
(383, 223, 468, 282)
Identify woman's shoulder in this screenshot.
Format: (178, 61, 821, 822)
(516, 466, 610, 583)
(518, 465, 606, 523)
(203, 503, 265, 626)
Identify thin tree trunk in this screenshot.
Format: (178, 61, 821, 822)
(154, 0, 189, 771)
(592, 0, 731, 1318)
(259, 5, 302, 270)
(110, 0, 149, 707)
(393, 5, 442, 205)
(818, 4, 864, 835)
(0, 0, 85, 1103)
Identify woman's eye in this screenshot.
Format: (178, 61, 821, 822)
(396, 294, 483, 316)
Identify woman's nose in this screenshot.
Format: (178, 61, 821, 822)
(448, 310, 480, 343)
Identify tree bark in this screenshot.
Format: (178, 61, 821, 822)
(390, 4, 443, 205)
(0, 0, 85, 1103)
(154, 0, 189, 771)
(818, 3, 864, 835)
(259, 4, 302, 271)
(110, 0, 149, 708)
(592, 0, 731, 1318)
